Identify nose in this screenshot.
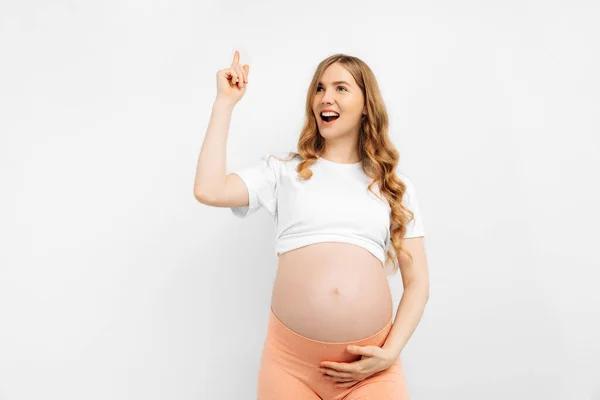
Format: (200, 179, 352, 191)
(321, 97, 335, 108)
(321, 88, 335, 105)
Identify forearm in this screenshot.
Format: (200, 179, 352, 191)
(193, 97, 236, 199)
(381, 282, 429, 359)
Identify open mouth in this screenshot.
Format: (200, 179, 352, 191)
(320, 112, 340, 125)
(321, 115, 339, 122)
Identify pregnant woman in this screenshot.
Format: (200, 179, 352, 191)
(194, 50, 430, 400)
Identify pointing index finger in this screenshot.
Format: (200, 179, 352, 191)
(231, 50, 240, 67)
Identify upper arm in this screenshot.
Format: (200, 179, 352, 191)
(195, 173, 251, 209)
(196, 153, 279, 220)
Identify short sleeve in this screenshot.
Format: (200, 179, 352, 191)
(230, 153, 278, 219)
(398, 173, 425, 238)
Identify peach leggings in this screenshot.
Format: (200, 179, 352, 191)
(256, 307, 409, 400)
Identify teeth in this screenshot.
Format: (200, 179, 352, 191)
(321, 112, 339, 117)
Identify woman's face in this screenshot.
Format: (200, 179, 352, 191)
(312, 63, 366, 140)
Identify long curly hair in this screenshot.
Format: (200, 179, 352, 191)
(271, 53, 417, 274)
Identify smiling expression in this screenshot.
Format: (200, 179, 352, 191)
(313, 62, 366, 139)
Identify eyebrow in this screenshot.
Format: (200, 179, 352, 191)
(317, 80, 351, 86)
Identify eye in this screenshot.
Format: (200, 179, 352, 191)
(316, 86, 347, 92)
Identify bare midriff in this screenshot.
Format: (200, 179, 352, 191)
(271, 242, 394, 343)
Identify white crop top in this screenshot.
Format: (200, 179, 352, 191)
(230, 152, 425, 265)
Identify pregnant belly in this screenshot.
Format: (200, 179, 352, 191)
(271, 242, 394, 342)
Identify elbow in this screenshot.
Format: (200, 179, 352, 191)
(194, 187, 212, 204)
(421, 280, 430, 301)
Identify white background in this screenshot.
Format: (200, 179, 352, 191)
(1, 0, 599, 399)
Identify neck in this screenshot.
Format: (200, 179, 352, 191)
(321, 135, 360, 163)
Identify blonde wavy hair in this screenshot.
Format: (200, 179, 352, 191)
(270, 53, 417, 274)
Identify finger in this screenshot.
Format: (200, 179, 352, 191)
(237, 64, 247, 85)
(346, 345, 376, 357)
(231, 50, 239, 67)
(321, 362, 354, 373)
(225, 67, 234, 80)
(242, 64, 249, 83)
(235, 64, 246, 87)
(320, 368, 352, 378)
(228, 67, 239, 87)
(330, 376, 356, 383)
(244, 64, 250, 83)
(235, 64, 244, 88)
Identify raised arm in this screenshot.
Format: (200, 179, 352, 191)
(193, 50, 250, 208)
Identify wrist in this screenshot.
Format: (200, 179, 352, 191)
(214, 96, 237, 109)
(381, 344, 401, 361)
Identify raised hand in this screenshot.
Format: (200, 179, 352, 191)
(215, 50, 250, 105)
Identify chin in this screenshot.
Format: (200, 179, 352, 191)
(318, 129, 345, 139)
